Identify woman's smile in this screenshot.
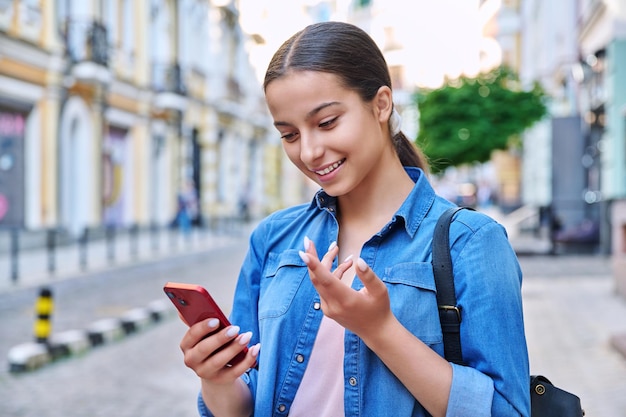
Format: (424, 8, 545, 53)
(312, 159, 346, 177)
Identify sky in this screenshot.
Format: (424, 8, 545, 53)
(237, 0, 492, 89)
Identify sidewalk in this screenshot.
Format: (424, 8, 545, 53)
(519, 254, 626, 417)
(0, 224, 247, 294)
(2, 222, 253, 373)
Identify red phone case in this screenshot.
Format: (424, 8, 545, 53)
(163, 282, 247, 366)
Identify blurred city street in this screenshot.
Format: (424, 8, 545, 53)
(1, 1, 625, 416)
(0, 221, 625, 417)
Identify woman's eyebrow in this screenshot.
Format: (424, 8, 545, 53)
(306, 101, 340, 120)
(273, 101, 341, 128)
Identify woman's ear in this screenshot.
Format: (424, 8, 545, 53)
(374, 86, 394, 124)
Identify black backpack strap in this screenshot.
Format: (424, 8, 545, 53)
(432, 207, 469, 365)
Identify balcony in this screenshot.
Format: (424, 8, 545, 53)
(64, 19, 111, 84)
(151, 63, 188, 112)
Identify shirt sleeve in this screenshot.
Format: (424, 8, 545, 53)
(197, 392, 214, 417)
(446, 363, 494, 416)
(444, 216, 530, 417)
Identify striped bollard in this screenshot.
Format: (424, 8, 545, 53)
(34, 287, 53, 344)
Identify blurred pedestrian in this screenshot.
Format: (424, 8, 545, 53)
(175, 179, 198, 236)
(238, 187, 251, 223)
(178, 21, 529, 417)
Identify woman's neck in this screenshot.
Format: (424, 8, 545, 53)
(337, 159, 415, 234)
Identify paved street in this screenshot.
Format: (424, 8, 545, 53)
(0, 234, 248, 417)
(0, 224, 625, 416)
(521, 255, 626, 417)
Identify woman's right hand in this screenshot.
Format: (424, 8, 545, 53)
(180, 319, 259, 416)
(180, 318, 260, 385)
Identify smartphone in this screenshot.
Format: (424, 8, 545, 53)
(163, 282, 247, 366)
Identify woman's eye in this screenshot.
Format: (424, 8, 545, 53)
(281, 132, 298, 142)
(319, 117, 338, 128)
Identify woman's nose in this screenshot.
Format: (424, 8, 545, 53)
(299, 132, 324, 163)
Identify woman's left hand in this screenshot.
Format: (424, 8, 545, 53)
(298, 237, 394, 338)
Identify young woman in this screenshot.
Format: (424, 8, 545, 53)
(179, 21, 530, 417)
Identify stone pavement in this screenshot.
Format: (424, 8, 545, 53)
(520, 254, 626, 417)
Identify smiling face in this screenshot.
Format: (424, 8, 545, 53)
(265, 70, 396, 198)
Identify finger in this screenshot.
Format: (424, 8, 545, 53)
(303, 236, 319, 258)
(302, 237, 341, 272)
(218, 343, 261, 379)
(332, 254, 354, 279)
(180, 318, 221, 350)
(355, 258, 387, 296)
(230, 342, 261, 372)
(183, 322, 238, 361)
(300, 248, 338, 290)
(188, 324, 244, 366)
(321, 240, 339, 269)
(208, 329, 253, 368)
(194, 341, 260, 383)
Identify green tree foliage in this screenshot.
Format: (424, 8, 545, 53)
(414, 66, 548, 173)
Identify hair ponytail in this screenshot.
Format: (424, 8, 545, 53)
(393, 132, 429, 171)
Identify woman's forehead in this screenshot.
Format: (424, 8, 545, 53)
(266, 70, 344, 91)
(265, 71, 353, 114)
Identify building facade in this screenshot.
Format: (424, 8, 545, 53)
(518, 0, 626, 259)
(575, 0, 626, 292)
(0, 0, 277, 240)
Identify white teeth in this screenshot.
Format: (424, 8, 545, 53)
(315, 160, 343, 175)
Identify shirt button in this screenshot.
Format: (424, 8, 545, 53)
(278, 404, 286, 412)
(296, 354, 305, 363)
(329, 207, 335, 212)
(349, 377, 357, 386)
(313, 302, 321, 310)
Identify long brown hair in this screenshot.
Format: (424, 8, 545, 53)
(264, 21, 428, 171)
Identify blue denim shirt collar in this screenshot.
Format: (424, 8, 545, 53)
(312, 167, 436, 238)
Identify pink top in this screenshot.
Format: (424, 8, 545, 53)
(289, 314, 346, 416)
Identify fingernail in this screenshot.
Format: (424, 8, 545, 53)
(327, 241, 337, 252)
(238, 331, 253, 345)
(343, 254, 353, 263)
(226, 325, 240, 338)
(357, 258, 368, 272)
(250, 343, 261, 357)
(207, 318, 220, 328)
(304, 236, 311, 250)
(298, 250, 309, 264)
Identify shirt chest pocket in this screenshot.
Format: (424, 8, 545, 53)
(382, 262, 443, 346)
(259, 250, 308, 320)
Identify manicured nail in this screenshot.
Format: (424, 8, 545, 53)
(343, 254, 354, 263)
(304, 236, 311, 250)
(238, 331, 253, 345)
(207, 318, 220, 328)
(357, 258, 368, 272)
(327, 241, 337, 252)
(250, 343, 261, 357)
(226, 326, 240, 338)
(299, 250, 309, 264)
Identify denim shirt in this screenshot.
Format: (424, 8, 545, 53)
(198, 167, 530, 417)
